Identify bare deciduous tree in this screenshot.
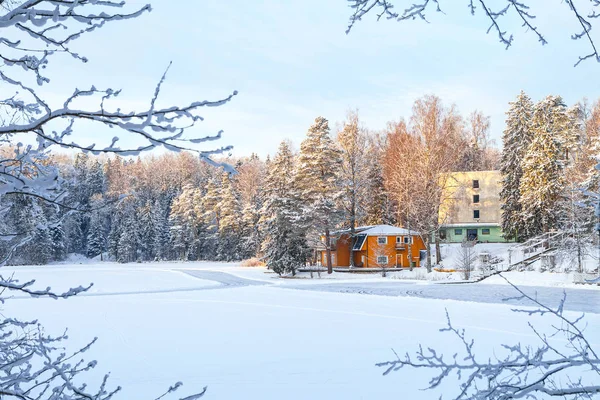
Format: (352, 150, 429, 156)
(458, 239, 477, 280)
(383, 95, 463, 271)
(336, 110, 370, 267)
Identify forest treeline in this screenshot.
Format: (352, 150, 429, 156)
(1, 93, 598, 274)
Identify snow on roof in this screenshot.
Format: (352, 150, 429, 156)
(358, 225, 414, 236)
(331, 225, 417, 236)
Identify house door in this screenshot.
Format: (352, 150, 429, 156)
(467, 229, 478, 241)
(396, 254, 403, 268)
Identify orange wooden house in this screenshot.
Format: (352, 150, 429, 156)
(319, 225, 426, 269)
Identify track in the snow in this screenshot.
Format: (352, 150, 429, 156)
(284, 281, 600, 314)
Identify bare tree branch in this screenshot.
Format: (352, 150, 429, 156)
(346, 0, 599, 66)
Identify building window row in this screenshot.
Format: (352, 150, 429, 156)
(443, 228, 492, 238)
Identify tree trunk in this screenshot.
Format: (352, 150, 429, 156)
(425, 235, 432, 273)
(325, 227, 333, 274)
(407, 220, 413, 271)
(435, 233, 442, 264)
(349, 204, 356, 267)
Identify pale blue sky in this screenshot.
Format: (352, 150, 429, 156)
(39, 1, 600, 157)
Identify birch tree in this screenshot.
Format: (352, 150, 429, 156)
(383, 96, 462, 271)
(336, 110, 370, 267)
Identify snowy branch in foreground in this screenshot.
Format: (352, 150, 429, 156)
(377, 274, 600, 399)
(0, 1, 221, 398)
(0, 0, 237, 205)
(346, 0, 600, 66)
(0, 317, 206, 400)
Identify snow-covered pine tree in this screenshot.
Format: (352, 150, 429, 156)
(137, 201, 156, 261)
(261, 141, 308, 275)
(64, 212, 85, 254)
(86, 159, 106, 197)
(7, 196, 54, 265)
(29, 222, 53, 265)
(520, 95, 571, 237)
(201, 178, 221, 260)
(240, 203, 262, 260)
(169, 185, 200, 260)
(86, 220, 106, 259)
(295, 117, 343, 273)
(49, 220, 67, 261)
(107, 213, 122, 262)
(500, 91, 534, 241)
(152, 198, 172, 260)
(235, 154, 266, 260)
(216, 172, 242, 261)
(117, 213, 139, 263)
(86, 210, 107, 259)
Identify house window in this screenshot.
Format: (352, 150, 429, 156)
(454, 229, 463, 235)
(439, 229, 447, 240)
(473, 180, 479, 189)
(403, 236, 413, 244)
(377, 256, 388, 265)
(396, 236, 402, 243)
(377, 236, 388, 245)
(482, 228, 490, 235)
(473, 210, 480, 219)
(473, 194, 480, 203)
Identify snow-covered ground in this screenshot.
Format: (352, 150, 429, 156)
(2, 261, 599, 399)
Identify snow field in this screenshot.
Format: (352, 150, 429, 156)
(3, 262, 599, 399)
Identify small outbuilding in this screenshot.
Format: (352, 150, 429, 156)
(319, 225, 426, 268)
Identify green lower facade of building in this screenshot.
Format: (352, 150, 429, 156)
(438, 224, 513, 243)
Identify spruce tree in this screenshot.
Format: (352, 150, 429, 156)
(117, 214, 138, 263)
(152, 199, 171, 260)
(169, 185, 199, 260)
(520, 95, 571, 237)
(49, 221, 67, 261)
(201, 178, 221, 259)
(500, 91, 534, 241)
(295, 116, 343, 273)
(261, 141, 307, 275)
(29, 224, 53, 265)
(216, 173, 242, 261)
(86, 211, 106, 259)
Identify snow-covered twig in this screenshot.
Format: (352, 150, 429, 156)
(0, 0, 219, 398)
(377, 273, 600, 399)
(346, 1, 597, 66)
